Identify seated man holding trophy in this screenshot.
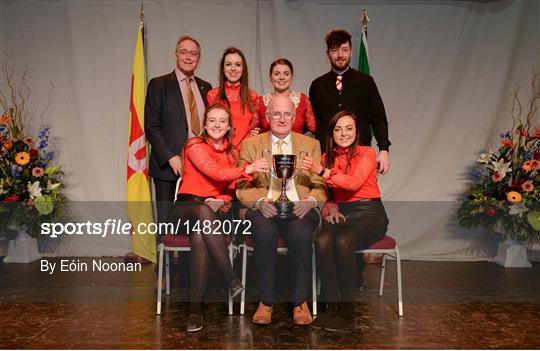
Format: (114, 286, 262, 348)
(236, 95, 327, 326)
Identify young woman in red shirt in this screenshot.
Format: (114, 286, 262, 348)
(170, 103, 267, 332)
(258, 58, 316, 135)
(207, 47, 260, 149)
(301, 111, 389, 332)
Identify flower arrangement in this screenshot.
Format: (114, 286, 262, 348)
(0, 62, 65, 237)
(458, 70, 540, 246)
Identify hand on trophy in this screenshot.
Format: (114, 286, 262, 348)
(257, 199, 278, 219)
(246, 158, 269, 174)
(301, 155, 323, 175)
(293, 198, 316, 219)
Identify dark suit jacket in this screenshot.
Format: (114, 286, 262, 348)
(145, 71, 212, 181)
(309, 68, 390, 152)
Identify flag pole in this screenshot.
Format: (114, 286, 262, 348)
(361, 8, 369, 38)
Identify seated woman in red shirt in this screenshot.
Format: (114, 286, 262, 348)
(301, 111, 388, 332)
(170, 103, 267, 332)
(207, 47, 259, 149)
(258, 58, 316, 135)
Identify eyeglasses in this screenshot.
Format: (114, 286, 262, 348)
(177, 49, 200, 57)
(267, 112, 294, 120)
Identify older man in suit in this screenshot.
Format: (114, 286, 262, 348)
(237, 95, 327, 326)
(145, 35, 212, 226)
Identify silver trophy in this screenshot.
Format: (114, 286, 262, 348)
(262, 149, 308, 218)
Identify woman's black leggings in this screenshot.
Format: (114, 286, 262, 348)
(314, 200, 388, 303)
(169, 194, 237, 314)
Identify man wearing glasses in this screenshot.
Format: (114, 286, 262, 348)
(145, 36, 212, 284)
(236, 95, 327, 326)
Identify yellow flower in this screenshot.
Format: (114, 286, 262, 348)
(506, 191, 522, 203)
(15, 151, 30, 166)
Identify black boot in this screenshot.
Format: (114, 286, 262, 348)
(312, 303, 339, 330)
(323, 303, 354, 332)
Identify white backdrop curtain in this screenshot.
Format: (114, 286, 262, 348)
(0, 0, 538, 259)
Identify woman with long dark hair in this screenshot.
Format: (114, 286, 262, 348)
(301, 111, 389, 332)
(207, 47, 259, 149)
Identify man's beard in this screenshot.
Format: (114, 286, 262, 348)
(331, 58, 350, 71)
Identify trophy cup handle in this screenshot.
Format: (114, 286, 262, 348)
(294, 150, 309, 179)
(262, 148, 275, 177)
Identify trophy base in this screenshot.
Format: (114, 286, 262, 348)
(275, 201, 294, 219)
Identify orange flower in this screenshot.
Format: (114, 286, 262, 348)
(501, 139, 514, 148)
(0, 115, 12, 124)
(534, 128, 540, 138)
(3, 139, 13, 150)
(522, 181, 534, 192)
(507, 191, 522, 203)
(515, 129, 529, 137)
(15, 151, 30, 166)
(523, 160, 540, 172)
(23, 137, 33, 145)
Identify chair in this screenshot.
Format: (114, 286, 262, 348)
(239, 235, 318, 316)
(355, 235, 403, 317)
(156, 177, 239, 315)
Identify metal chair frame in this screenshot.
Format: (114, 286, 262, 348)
(156, 176, 239, 315)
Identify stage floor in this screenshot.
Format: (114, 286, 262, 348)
(0, 257, 539, 349)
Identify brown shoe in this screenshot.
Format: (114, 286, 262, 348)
(293, 301, 313, 326)
(252, 302, 273, 325)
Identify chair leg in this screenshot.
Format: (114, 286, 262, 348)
(379, 253, 387, 297)
(157, 244, 164, 315)
(312, 247, 317, 316)
(396, 248, 403, 317)
(228, 245, 234, 315)
(165, 250, 171, 296)
(240, 245, 247, 315)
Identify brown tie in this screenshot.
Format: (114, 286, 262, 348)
(272, 140, 285, 200)
(186, 77, 200, 135)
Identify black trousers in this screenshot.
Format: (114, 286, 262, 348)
(246, 208, 320, 307)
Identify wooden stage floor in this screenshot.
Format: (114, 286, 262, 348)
(0, 257, 539, 349)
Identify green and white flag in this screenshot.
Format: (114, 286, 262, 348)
(358, 29, 370, 74)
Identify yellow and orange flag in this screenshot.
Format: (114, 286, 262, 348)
(126, 11, 156, 263)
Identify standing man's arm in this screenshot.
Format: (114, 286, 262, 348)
(367, 76, 391, 175)
(144, 78, 183, 176)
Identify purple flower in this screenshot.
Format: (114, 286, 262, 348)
(10, 165, 22, 178)
(473, 169, 484, 178)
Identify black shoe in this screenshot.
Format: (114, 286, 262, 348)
(312, 309, 335, 330)
(228, 278, 244, 299)
(356, 277, 368, 292)
(323, 314, 349, 332)
(186, 313, 204, 332)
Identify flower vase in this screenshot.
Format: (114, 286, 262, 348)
(3, 224, 42, 263)
(492, 238, 532, 268)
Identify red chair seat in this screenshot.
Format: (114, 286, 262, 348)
(369, 235, 396, 250)
(162, 234, 190, 247)
(243, 235, 286, 248)
(162, 234, 231, 247)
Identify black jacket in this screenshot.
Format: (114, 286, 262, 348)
(309, 68, 390, 152)
(144, 71, 211, 181)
